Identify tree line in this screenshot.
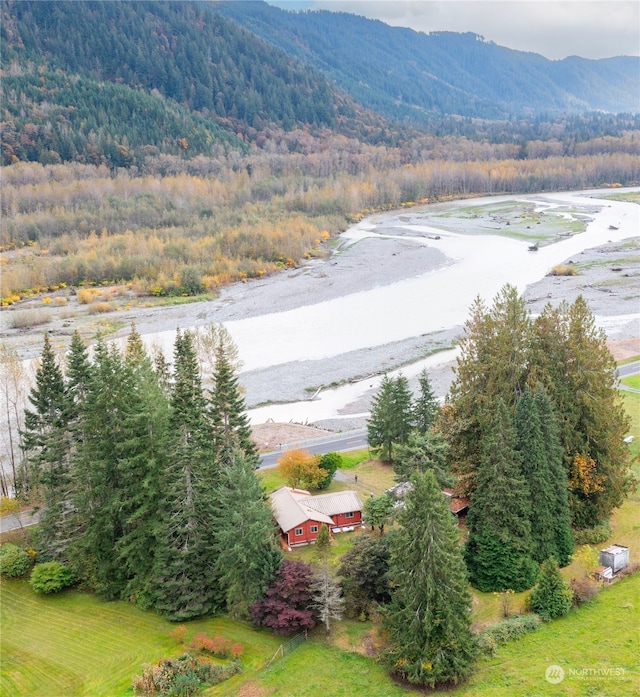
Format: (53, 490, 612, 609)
(3, 143, 639, 303)
(19, 324, 281, 621)
(366, 286, 633, 592)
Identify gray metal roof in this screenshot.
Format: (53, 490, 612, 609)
(270, 487, 334, 533)
(300, 490, 362, 517)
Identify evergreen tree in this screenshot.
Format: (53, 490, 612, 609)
(71, 338, 128, 598)
(529, 558, 573, 620)
(212, 451, 282, 619)
(20, 333, 69, 499)
(382, 470, 477, 687)
(115, 328, 169, 606)
(207, 325, 258, 466)
(367, 374, 414, 462)
(532, 297, 633, 528)
(413, 369, 440, 435)
(21, 334, 73, 560)
(465, 400, 538, 592)
(65, 330, 91, 418)
(445, 286, 531, 494)
(392, 430, 453, 488)
(338, 532, 393, 618)
(514, 387, 556, 563)
(534, 387, 574, 566)
(151, 330, 219, 620)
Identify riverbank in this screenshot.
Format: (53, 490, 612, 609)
(2, 190, 638, 434)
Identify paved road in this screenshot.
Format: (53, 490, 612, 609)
(0, 509, 40, 533)
(618, 360, 640, 393)
(258, 429, 368, 469)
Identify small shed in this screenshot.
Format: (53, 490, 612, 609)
(592, 566, 613, 582)
(599, 544, 629, 573)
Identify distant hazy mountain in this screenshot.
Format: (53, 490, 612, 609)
(2, 0, 637, 167)
(214, 1, 640, 120)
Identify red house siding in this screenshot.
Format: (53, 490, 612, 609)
(286, 520, 324, 546)
(331, 511, 362, 527)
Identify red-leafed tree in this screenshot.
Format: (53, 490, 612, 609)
(250, 559, 317, 635)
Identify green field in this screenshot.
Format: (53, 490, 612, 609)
(2, 572, 637, 697)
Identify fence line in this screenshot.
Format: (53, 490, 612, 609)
(264, 630, 308, 668)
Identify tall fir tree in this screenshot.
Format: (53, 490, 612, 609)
(534, 387, 574, 566)
(151, 330, 219, 620)
(21, 333, 74, 560)
(445, 285, 531, 495)
(367, 374, 414, 462)
(20, 333, 69, 498)
(207, 325, 258, 466)
(212, 450, 282, 619)
(115, 327, 170, 606)
(465, 399, 538, 592)
(71, 338, 129, 598)
(514, 387, 556, 563)
(531, 297, 633, 527)
(413, 368, 440, 435)
(382, 470, 477, 687)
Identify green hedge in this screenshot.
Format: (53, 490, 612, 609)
(477, 614, 542, 655)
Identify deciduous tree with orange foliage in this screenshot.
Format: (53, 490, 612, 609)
(276, 448, 327, 490)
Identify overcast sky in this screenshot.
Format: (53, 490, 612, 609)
(266, 1, 640, 60)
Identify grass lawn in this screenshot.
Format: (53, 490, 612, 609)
(622, 374, 640, 390)
(0, 580, 282, 697)
(243, 574, 640, 697)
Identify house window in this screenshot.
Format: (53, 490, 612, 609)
(294, 527, 304, 536)
(310, 525, 318, 534)
(345, 512, 354, 519)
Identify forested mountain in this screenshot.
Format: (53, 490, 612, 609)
(1, 0, 639, 169)
(0, 0, 390, 166)
(214, 1, 640, 120)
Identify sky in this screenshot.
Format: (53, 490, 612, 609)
(266, 1, 640, 60)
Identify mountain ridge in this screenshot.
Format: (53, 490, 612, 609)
(213, 1, 640, 119)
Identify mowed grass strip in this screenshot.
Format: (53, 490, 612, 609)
(0, 579, 282, 697)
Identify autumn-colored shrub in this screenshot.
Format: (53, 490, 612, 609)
(189, 633, 243, 659)
(132, 653, 241, 696)
(77, 288, 95, 304)
(170, 624, 187, 645)
(549, 265, 578, 276)
(570, 577, 600, 605)
(88, 301, 113, 314)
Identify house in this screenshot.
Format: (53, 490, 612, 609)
(270, 487, 363, 549)
(442, 488, 470, 517)
(386, 483, 470, 518)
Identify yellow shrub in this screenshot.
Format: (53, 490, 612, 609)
(77, 288, 93, 304)
(89, 302, 113, 314)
